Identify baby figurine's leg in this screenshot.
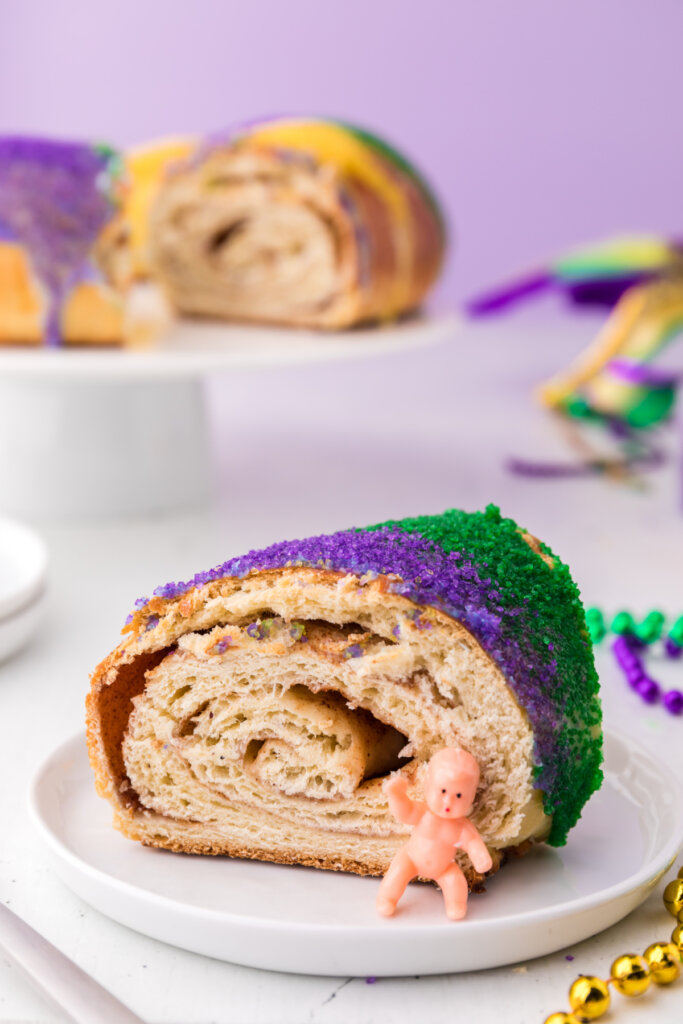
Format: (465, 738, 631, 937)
(376, 849, 417, 917)
(437, 863, 468, 921)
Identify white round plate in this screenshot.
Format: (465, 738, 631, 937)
(0, 313, 459, 382)
(29, 731, 681, 977)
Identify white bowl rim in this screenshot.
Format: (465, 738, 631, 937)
(0, 517, 48, 620)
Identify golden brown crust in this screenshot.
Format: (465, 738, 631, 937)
(86, 647, 169, 809)
(0, 219, 167, 347)
(0, 241, 127, 346)
(134, 832, 504, 887)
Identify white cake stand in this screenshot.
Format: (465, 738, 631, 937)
(0, 314, 458, 521)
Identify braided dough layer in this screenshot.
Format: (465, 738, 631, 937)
(148, 146, 443, 329)
(87, 569, 550, 884)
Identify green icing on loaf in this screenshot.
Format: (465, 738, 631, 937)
(364, 505, 603, 845)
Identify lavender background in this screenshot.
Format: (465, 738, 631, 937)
(1, 0, 681, 303)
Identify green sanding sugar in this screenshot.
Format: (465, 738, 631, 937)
(365, 505, 603, 845)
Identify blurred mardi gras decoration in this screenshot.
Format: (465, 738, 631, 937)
(467, 236, 683, 481)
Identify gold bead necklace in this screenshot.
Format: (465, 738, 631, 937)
(544, 865, 683, 1022)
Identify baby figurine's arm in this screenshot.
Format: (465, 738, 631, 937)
(384, 775, 426, 826)
(459, 820, 493, 874)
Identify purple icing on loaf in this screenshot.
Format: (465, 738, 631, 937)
(0, 137, 122, 346)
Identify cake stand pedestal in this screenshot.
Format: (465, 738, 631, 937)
(0, 314, 458, 522)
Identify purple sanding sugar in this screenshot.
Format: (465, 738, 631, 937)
(246, 619, 274, 640)
(142, 525, 578, 804)
(0, 137, 121, 346)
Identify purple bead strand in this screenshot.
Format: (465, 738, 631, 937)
(665, 637, 683, 659)
(611, 635, 661, 704)
(609, 612, 683, 715)
(663, 690, 683, 715)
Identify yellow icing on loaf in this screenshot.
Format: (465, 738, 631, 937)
(246, 119, 407, 220)
(126, 137, 195, 275)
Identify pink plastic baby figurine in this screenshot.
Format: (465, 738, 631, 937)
(376, 747, 493, 920)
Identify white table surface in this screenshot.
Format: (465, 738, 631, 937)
(1, 310, 682, 1024)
